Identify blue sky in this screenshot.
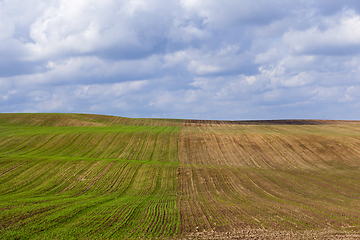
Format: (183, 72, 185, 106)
(1, 0, 360, 120)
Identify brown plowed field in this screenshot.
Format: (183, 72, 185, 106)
(178, 122, 360, 239)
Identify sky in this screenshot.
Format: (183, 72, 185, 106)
(1, 0, 360, 120)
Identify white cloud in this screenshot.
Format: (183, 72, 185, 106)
(1, 0, 360, 120)
(246, 76, 257, 85)
(283, 10, 360, 55)
(1, 55, 162, 87)
(24, 0, 178, 60)
(180, 0, 289, 28)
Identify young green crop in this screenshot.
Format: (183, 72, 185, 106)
(0, 115, 180, 239)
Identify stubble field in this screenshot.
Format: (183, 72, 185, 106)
(1, 113, 360, 239)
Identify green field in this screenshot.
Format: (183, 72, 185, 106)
(1, 113, 360, 239)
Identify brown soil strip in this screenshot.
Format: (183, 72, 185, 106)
(183, 228, 360, 239)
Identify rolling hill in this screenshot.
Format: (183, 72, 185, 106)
(1, 113, 360, 239)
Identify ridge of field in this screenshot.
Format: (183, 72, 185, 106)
(182, 119, 355, 126)
(0, 113, 183, 127)
(1, 113, 360, 239)
(1, 113, 351, 127)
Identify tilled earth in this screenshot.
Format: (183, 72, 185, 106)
(183, 229, 360, 240)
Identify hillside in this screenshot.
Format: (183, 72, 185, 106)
(1, 113, 360, 239)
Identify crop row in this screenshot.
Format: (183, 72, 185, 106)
(178, 125, 360, 169)
(2, 114, 360, 239)
(0, 126, 179, 163)
(177, 124, 360, 234)
(0, 158, 179, 239)
(178, 165, 360, 233)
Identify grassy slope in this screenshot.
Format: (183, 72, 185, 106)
(0, 114, 181, 239)
(0, 113, 360, 239)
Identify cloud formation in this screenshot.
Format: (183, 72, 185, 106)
(1, 0, 360, 120)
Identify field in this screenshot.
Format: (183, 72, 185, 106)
(1, 113, 360, 239)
